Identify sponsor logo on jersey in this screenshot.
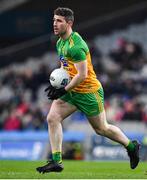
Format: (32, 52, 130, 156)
(59, 55, 68, 67)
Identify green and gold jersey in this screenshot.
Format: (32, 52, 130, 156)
(56, 32, 102, 93)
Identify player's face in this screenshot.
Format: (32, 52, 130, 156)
(53, 15, 69, 36)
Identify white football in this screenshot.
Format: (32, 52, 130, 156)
(50, 68, 70, 89)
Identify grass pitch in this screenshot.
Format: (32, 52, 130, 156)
(0, 160, 147, 179)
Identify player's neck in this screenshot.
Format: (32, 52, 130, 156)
(60, 28, 73, 40)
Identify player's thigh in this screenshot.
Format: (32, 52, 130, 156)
(87, 110, 108, 130)
(47, 99, 77, 123)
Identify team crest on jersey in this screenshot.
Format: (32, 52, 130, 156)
(59, 55, 68, 67)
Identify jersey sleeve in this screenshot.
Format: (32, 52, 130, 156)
(69, 45, 87, 62)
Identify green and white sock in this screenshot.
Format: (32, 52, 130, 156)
(52, 151, 62, 163)
(126, 140, 135, 151)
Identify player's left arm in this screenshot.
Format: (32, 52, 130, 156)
(65, 60, 87, 91)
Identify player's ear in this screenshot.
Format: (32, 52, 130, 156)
(68, 20, 73, 27)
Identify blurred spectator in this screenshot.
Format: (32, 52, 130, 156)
(122, 79, 139, 98)
(3, 109, 22, 131)
(122, 41, 143, 70)
(0, 83, 14, 101)
(30, 107, 47, 130)
(122, 100, 144, 121)
(109, 37, 128, 64)
(109, 37, 144, 71)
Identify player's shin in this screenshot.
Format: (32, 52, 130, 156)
(48, 121, 63, 163)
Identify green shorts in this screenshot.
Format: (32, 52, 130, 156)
(60, 87, 104, 117)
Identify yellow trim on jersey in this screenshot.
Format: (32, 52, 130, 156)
(69, 36, 74, 48)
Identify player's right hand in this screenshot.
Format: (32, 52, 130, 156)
(45, 81, 67, 100)
(44, 82, 56, 100)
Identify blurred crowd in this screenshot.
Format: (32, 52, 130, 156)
(0, 37, 147, 131)
(0, 64, 51, 131)
(92, 37, 147, 123)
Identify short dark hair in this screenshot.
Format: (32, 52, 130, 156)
(54, 7, 74, 22)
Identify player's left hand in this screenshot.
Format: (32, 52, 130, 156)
(45, 84, 67, 100)
(51, 87, 67, 100)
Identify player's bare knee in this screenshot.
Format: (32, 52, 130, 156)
(47, 113, 62, 125)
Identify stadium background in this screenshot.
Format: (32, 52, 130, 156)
(0, 0, 147, 162)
